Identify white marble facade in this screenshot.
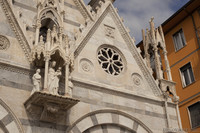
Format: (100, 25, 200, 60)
(0, 0, 183, 133)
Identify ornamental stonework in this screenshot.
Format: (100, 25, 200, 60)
(97, 47, 124, 76)
(104, 25, 115, 38)
(132, 73, 142, 86)
(0, 35, 10, 50)
(80, 59, 93, 73)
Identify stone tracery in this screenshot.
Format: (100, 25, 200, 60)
(97, 47, 124, 76)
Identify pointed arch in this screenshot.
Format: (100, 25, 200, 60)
(67, 110, 153, 133)
(39, 7, 62, 27)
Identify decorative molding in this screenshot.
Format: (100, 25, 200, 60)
(0, 0, 31, 62)
(73, 0, 93, 20)
(0, 61, 32, 76)
(0, 98, 25, 133)
(72, 77, 163, 105)
(0, 35, 10, 50)
(74, 2, 162, 96)
(74, 2, 110, 58)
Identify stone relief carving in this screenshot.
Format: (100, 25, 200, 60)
(131, 73, 142, 86)
(80, 59, 93, 73)
(31, 69, 41, 95)
(0, 35, 10, 50)
(104, 25, 115, 38)
(48, 61, 61, 95)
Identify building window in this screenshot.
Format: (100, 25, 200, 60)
(97, 46, 124, 76)
(188, 102, 200, 129)
(173, 29, 186, 51)
(180, 63, 195, 87)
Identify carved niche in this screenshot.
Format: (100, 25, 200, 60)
(24, 0, 79, 123)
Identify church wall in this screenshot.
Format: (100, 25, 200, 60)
(68, 83, 179, 133)
(0, 0, 182, 132)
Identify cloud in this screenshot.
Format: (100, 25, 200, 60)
(114, 0, 189, 44)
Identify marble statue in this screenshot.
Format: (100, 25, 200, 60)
(31, 69, 41, 95)
(68, 76, 73, 97)
(51, 25, 58, 45)
(54, 67, 62, 95)
(47, 61, 62, 95)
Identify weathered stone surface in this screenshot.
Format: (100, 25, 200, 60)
(0, 0, 182, 132)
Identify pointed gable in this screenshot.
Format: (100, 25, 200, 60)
(73, 1, 162, 97)
(0, 2, 30, 66)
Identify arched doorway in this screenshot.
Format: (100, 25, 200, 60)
(67, 110, 153, 133)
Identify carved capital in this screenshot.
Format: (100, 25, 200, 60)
(44, 55, 51, 61)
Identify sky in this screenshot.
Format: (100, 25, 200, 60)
(84, 0, 190, 43)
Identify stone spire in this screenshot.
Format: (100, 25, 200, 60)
(142, 18, 179, 103)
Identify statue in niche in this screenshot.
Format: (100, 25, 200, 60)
(68, 80, 73, 97)
(31, 69, 41, 95)
(48, 61, 62, 95)
(51, 25, 59, 45)
(54, 67, 62, 94)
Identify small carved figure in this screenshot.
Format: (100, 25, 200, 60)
(48, 61, 56, 94)
(31, 69, 41, 95)
(68, 77, 73, 97)
(79, 24, 84, 33)
(85, 18, 91, 26)
(53, 67, 62, 95)
(51, 25, 59, 45)
(74, 29, 79, 40)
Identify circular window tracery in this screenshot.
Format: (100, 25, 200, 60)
(97, 47, 124, 76)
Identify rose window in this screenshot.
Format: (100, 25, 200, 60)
(97, 47, 124, 76)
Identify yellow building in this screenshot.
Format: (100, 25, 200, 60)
(162, 0, 200, 132)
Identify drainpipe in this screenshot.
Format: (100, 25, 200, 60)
(184, 8, 200, 47)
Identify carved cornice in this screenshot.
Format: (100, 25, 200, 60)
(0, 0, 31, 62)
(73, 0, 93, 20)
(73, 77, 163, 104)
(74, 2, 162, 96)
(0, 61, 32, 76)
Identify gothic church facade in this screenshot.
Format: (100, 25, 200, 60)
(0, 0, 182, 133)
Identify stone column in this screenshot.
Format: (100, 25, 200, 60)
(65, 61, 69, 96)
(164, 98, 171, 128)
(44, 56, 50, 91)
(163, 50, 172, 81)
(176, 104, 183, 129)
(46, 29, 51, 50)
(154, 47, 163, 79)
(145, 53, 151, 69)
(150, 18, 156, 43)
(35, 20, 41, 46)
